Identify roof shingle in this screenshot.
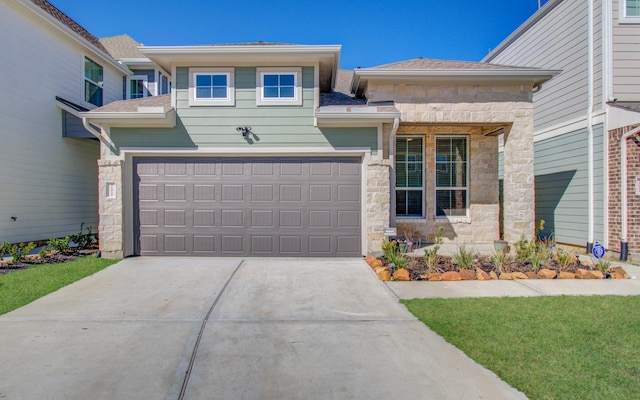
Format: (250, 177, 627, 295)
(89, 94, 172, 113)
(367, 57, 534, 71)
(99, 34, 144, 59)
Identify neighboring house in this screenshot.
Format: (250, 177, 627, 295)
(81, 44, 556, 258)
(484, 0, 640, 260)
(0, 0, 130, 244)
(99, 34, 171, 100)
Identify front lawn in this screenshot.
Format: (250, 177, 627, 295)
(402, 296, 640, 400)
(0, 257, 119, 315)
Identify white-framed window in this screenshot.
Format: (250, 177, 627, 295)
(84, 57, 103, 107)
(129, 75, 149, 99)
(188, 68, 234, 106)
(435, 136, 469, 218)
(395, 136, 424, 217)
(159, 72, 170, 95)
(256, 67, 302, 106)
(620, 0, 640, 23)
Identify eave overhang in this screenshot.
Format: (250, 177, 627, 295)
(140, 44, 341, 91)
(79, 108, 176, 128)
(351, 68, 561, 97)
(315, 105, 401, 126)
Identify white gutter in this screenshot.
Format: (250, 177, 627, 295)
(389, 117, 400, 227)
(82, 117, 118, 154)
(619, 126, 640, 261)
(587, 0, 595, 251)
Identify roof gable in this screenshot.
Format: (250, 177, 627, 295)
(100, 34, 144, 59)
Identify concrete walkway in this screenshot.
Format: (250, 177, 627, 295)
(0, 257, 526, 400)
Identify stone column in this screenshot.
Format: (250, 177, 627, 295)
(366, 159, 390, 253)
(98, 159, 124, 258)
(502, 104, 535, 242)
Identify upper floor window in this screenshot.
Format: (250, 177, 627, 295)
(621, 0, 640, 23)
(129, 76, 148, 99)
(84, 57, 103, 107)
(256, 67, 302, 106)
(435, 136, 468, 218)
(159, 73, 170, 95)
(188, 68, 234, 106)
(395, 136, 424, 218)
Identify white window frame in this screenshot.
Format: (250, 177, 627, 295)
(256, 67, 302, 106)
(434, 135, 469, 219)
(395, 135, 425, 218)
(128, 75, 149, 99)
(189, 68, 234, 106)
(83, 56, 103, 107)
(620, 0, 640, 23)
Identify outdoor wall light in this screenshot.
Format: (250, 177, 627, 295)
(236, 126, 252, 138)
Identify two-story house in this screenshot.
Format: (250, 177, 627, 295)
(484, 0, 640, 261)
(81, 44, 557, 258)
(0, 0, 130, 244)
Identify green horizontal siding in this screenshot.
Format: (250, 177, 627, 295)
(110, 66, 378, 155)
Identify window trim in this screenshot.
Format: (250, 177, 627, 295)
(620, 0, 640, 23)
(128, 75, 149, 99)
(434, 135, 469, 219)
(395, 135, 425, 218)
(83, 56, 103, 107)
(188, 68, 235, 106)
(256, 67, 302, 106)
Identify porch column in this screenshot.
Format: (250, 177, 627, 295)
(366, 159, 390, 253)
(502, 106, 535, 242)
(98, 159, 124, 258)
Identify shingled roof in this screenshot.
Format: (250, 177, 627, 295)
(30, 0, 108, 54)
(368, 57, 534, 71)
(89, 94, 172, 113)
(100, 34, 144, 59)
(320, 69, 366, 106)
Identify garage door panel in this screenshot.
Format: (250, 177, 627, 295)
(134, 157, 361, 256)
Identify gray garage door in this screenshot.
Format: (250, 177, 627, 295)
(134, 157, 362, 256)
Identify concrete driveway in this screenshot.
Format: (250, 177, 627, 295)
(0, 258, 525, 399)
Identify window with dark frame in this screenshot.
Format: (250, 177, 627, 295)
(435, 136, 468, 217)
(395, 136, 424, 217)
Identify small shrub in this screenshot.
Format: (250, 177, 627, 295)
(493, 250, 507, 274)
(514, 235, 535, 264)
(424, 227, 443, 272)
(556, 247, 575, 271)
(38, 247, 50, 259)
(5, 242, 36, 262)
(453, 244, 475, 270)
(0, 241, 11, 257)
(69, 222, 97, 250)
(381, 237, 397, 262)
(48, 237, 71, 253)
(594, 257, 613, 273)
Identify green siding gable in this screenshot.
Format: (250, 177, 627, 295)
(109, 65, 378, 154)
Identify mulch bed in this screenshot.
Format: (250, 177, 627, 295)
(0, 248, 99, 276)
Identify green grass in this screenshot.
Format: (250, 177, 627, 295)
(0, 257, 119, 315)
(402, 296, 640, 400)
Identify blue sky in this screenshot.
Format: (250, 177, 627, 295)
(51, 0, 549, 69)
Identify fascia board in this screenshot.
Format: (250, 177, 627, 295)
(16, 0, 131, 75)
(79, 109, 176, 127)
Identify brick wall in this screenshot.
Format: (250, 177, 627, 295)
(608, 126, 640, 253)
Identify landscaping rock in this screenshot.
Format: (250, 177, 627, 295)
(537, 268, 557, 279)
(575, 268, 593, 279)
(375, 267, 391, 282)
(580, 260, 595, 269)
(459, 269, 476, 280)
(371, 259, 383, 269)
(525, 271, 537, 279)
(512, 272, 529, 279)
(608, 266, 630, 279)
(590, 270, 604, 279)
(393, 268, 411, 281)
(499, 272, 514, 280)
(441, 271, 462, 281)
(425, 272, 443, 281)
(476, 268, 490, 280)
(365, 255, 377, 266)
(489, 271, 499, 280)
(558, 271, 576, 279)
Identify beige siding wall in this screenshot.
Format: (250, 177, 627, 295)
(612, 0, 640, 101)
(0, 1, 124, 243)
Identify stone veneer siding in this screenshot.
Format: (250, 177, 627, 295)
(366, 159, 391, 253)
(367, 82, 535, 244)
(98, 159, 124, 258)
(608, 126, 640, 256)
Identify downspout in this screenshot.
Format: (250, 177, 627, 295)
(586, 0, 595, 253)
(82, 118, 118, 155)
(388, 117, 400, 228)
(619, 126, 640, 261)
